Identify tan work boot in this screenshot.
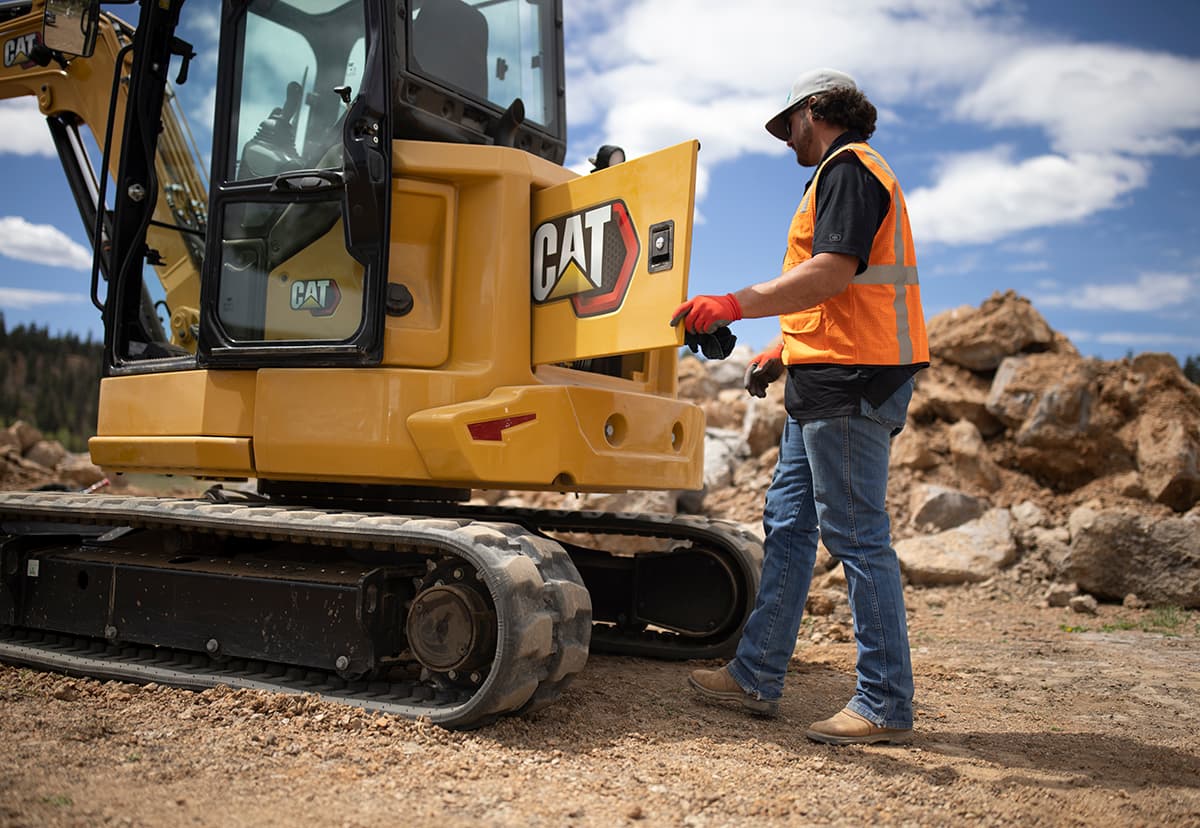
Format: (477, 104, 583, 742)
(806, 707, 912, 745)
(688, 666, 779, 717)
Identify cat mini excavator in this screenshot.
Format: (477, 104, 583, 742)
(0, 0, 763, 727)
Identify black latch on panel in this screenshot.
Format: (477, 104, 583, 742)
(386, 283, 414, 317)
(648, 220, 674, 273)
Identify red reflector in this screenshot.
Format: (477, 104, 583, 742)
(467, 413, 536, 441)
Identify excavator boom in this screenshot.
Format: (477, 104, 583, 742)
(0, 0, 207, 347)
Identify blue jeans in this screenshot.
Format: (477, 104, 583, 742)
(727, 379, 914, 729)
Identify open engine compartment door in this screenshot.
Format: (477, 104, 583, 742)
(531, 140, 697, 366)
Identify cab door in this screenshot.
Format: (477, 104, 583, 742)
(199, 0, 392, 367)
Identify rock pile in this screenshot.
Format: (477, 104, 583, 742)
(894, 291, 1199, 607)
(0, 421, 105, 492)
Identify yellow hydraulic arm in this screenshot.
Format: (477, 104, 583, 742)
(0, 0, 207, 348)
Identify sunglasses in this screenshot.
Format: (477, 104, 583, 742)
(784, 99, 810, 139)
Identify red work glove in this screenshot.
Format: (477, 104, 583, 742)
(744, 341, 785, 398)
(669, 293, 743, 335)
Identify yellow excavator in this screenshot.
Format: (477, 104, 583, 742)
(0, 0, 762, 727)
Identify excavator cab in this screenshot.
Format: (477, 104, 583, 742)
(94, 0, 569, 370)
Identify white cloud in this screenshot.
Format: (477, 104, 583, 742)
(0, 287, 87, 310)
(181, 4, 221, 43)
(0, 100, 55, 157)
(0, 216, 93, 270)
(563, 0, 1197, 248)
(1034, 272, 1195, 313)
(956, 44, 1200, 156)
(564, 0, 1031, 135)
(178, 4, 221, 74)
(905, 146, 1148, 245)
(563, 0, 1026, 180)
(192, 84, 218, 134)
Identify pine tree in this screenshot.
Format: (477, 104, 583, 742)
(1185, 355, 1200, 385)
(0, 322, 103, 450)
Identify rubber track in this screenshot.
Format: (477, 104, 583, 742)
(436, 503, 764, 659)
(0, 492, 592, 729)
(0, 492, 763, 709)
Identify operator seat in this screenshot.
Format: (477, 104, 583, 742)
(411, 0, 489, 100)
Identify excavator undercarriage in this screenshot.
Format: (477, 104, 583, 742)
(0, 490, 761, 728)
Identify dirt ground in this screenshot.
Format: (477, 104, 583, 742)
(2, 568, 1198, 828)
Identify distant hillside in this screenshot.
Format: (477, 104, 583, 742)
(0, 314, 103, 452)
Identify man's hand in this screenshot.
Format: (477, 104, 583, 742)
(670, 293, 743, 334)
(744, 342, 785, 398)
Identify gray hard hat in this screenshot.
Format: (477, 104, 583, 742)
(765, 68, 857, 141)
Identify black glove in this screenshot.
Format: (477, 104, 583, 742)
(684, 325, 737, 360)
(743, 342, 785, 398)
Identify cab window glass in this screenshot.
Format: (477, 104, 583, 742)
(229, 0, 365, 181)
(230, 16, 317, 180)
(410, 0, 555, 129)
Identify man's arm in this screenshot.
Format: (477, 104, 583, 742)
(670, 157, 882, 333)
(731, 251, 858, 320)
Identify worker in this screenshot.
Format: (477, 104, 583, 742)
(671, 68, 928, 745)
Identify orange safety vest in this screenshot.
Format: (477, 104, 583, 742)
(779, 142, 929, 366)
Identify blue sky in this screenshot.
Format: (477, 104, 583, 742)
(1, 0, 1198, 364)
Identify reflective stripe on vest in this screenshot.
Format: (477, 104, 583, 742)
(779, 142, 929, 367)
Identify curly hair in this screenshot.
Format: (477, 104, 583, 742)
(808, 87, 877, 140)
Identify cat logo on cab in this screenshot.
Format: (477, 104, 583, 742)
(290, 278, 341, 317)
(531, 199, 640, 318)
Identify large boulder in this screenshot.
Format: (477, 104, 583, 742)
(1136, 417, 1200, 512)
(910, 360, 1003, 435)
(742, 385, 787, 457)
(57, 453, 106, 489)
(8, 420, 43, 453)
(703, 428, 747, 491)
(1064, 505, 1200, 607)
(0, 447, 56, 491)
(707, 345, 753, 390)
(677, 355, 718, 400)
(947, 419, 1001, 492)
(987, 353, 1134, 488)
(909, 484, 987, 532)
(24, 440, 69, 471)
(1126, 354, 1200, 512)
(890, 424, 939, 470)
(896, 508, 1017, 586)
(700, 389, 747, 432)
(927, 290, 1063, 372)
